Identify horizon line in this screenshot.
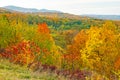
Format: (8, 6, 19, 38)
(1, 5, 120, 15)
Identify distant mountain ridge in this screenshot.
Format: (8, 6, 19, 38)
(0, 6, 84, 20)
(1, 6, 120, 20)
(83, 15, 120, 20)
(3, 6, 62, 13)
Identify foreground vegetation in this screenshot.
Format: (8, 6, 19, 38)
(0, 58, 69, 80)
(0, 12, 120, 80)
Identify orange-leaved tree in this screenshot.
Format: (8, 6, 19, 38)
(38, 22, 50, 34)
(1, 40, 40, 65)
(36, 23, 61, 68)
(63, 30, 88, 70)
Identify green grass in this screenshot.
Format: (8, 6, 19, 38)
(0, 58, 66, 80)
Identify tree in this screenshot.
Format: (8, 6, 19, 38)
(81, 21, 119, 77)
(38, 22, 50, 34)
(63, 30, 88, 70)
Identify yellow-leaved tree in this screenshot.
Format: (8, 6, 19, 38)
(81, 21, 120, 77)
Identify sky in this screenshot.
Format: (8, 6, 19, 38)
(0, 0, 120, 15)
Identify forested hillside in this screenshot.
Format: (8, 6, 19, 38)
(0, 9, 120, 80)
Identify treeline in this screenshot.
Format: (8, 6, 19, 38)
(0, 13, 105, 30)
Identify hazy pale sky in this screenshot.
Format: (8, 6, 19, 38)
(0, 0, 120, 15)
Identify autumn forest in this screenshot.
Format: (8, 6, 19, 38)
(0, 8, 120, 80)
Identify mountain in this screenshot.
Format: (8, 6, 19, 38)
(2, 6, 120, 20)
(3, 5, 62, 13)
(0, 8, 12, 13)
(82, 15, 120, 20)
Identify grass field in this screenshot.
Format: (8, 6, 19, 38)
(0, 59, 67, 80)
